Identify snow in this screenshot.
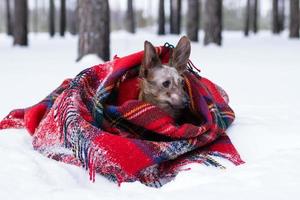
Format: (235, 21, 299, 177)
(1, 30, 300, 199)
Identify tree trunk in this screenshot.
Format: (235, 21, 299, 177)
(125, 0, 135, 33)
(289, 0, 299, 38)
(252, 0, 258, 33)
(33, 0, 38, 33)
(244, 0, 250, 36)
(67, 5, 78, 35)
(187, 0, 199, 41)
(204, 0, 222, 46)
(170, 0, 181, 34)
(49, 0, 55, 37)
(158, 0, 165, 35)
(278, 0, 285, 32)
(78, 0, 110, 61)
(60, 0, 66, 37)
(273, 0, 280, 34)
(5, 0, 13, 36)
(13, 0, 28, 46)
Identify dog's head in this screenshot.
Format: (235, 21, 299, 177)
(139, 36, 191, 118)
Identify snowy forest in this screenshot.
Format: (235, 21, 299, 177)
(0, 0, 299, 61)
(0, 1, 300, 200)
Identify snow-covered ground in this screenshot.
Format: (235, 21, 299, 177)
(1, 30, 300, 200)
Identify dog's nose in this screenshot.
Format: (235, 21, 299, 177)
(170, 93, 180, 102)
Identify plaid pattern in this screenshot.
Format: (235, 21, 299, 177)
(0, 46, 243, 187)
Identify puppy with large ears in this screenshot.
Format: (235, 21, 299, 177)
(139, 36, 191, 119)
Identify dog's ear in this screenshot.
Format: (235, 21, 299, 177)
(172, 36, 191, 74)
(141, 41, 161, 78)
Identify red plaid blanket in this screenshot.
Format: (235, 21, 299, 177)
(0, 46, 244, 187)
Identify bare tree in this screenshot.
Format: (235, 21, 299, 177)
(289, 0, 299, 38)
(244, 0, 259, 36)
(204, 0, 222, 46)
(78, 0, 110, 61)
(278, 0, 285, 32)
(60, 0, 66, 37)
(158, 0, 165, 35)
(170, 0, 181, 34)
(125, 0, 135, 33)
(13, 0, 28, 46)
(49, 0, 55, 37)
(273, 0, 280, 34)
(244, 0, 251, 36)
(252, 0, 258, 33)
(187, 0, 200, 41)
(5, 0, 13, 36)
(67, 3, 78, 35)
(33, 0, 39, 33)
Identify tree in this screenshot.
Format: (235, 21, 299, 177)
(33, 0, 39, 33)
(78, 0, 110, 61)
(49, 0, 55, 37)
(289, 0, 299, 38)
(244, 0, 259, 36)
(272, 0, 286, 33)
(13, 0, 28, 46)
(273, 0, 280, 34)
(60, 0, 66, 37)
(125, 0, 135, 33)
(244, 0, 251, 36)
(187, 0, 200, 41)
(204, 0, 222, 46)
(170, 0, 181, 34)
(5, 0, 13, 36)
(158, 0, 165, 35)
(67, 2, 78, 35)
(252, 0, 258, 33)
(278, 0, 285, 32)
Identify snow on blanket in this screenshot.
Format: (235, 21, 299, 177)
(0, 45, 243, 187)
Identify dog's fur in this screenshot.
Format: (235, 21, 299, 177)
(139, 36, 191, 119)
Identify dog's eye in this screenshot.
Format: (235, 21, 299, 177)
(162, 80, 170, 88)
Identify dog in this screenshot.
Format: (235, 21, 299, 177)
(139, 36, 191, 119)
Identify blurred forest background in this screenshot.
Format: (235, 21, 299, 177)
(0, 0, 299, 61)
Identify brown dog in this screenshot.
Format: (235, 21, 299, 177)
(139, 36, 191, 119)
